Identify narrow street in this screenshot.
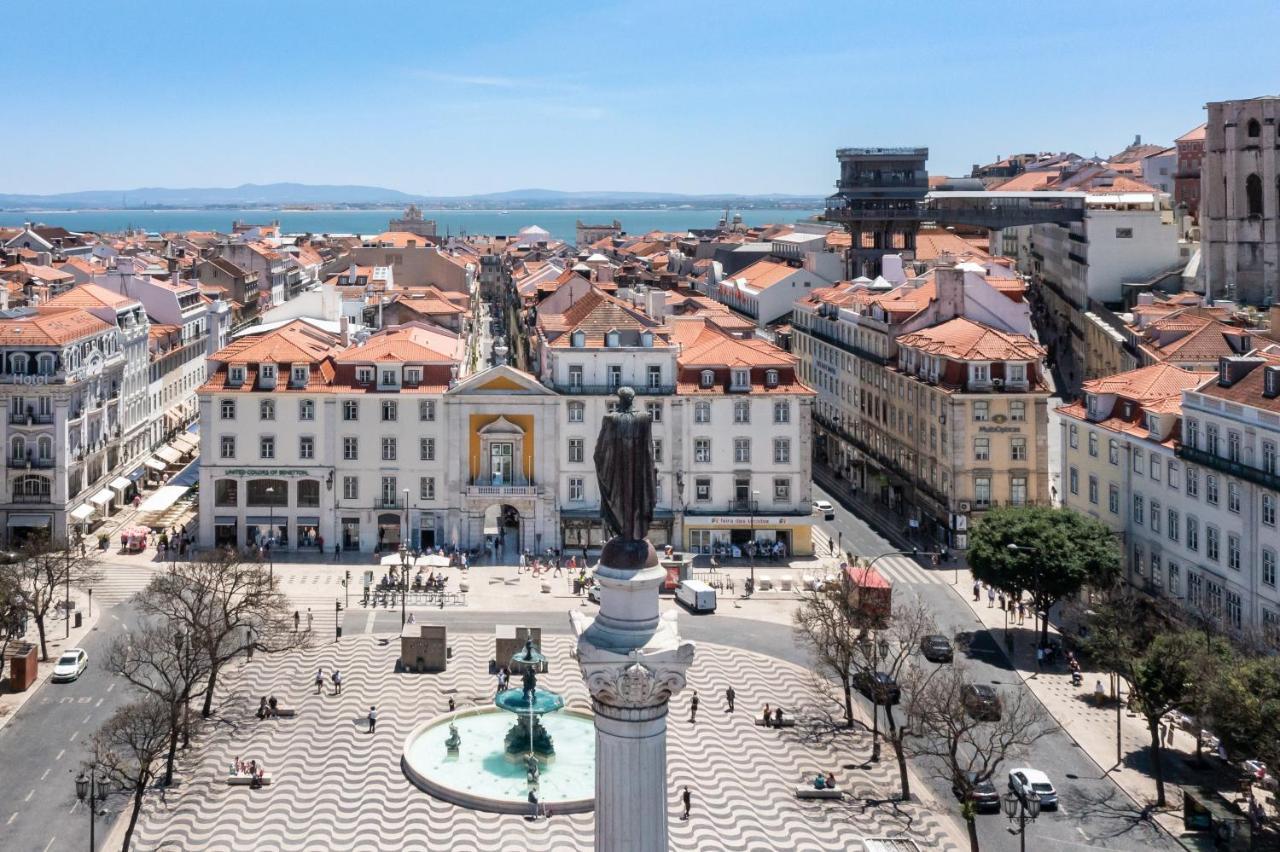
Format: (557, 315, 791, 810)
(812, 482, 1178, 851)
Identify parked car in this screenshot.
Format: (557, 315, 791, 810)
(953, 771, 1002, 812)
(52, 648, 88, 683)
(0, 550, 20, 564)
(813, 499, 835, 520)
(962, 684, 1003, 721)
(587, 582, 602, 604)
(920, 634, 954, 663)
(853, 671, 901, 705)
(1008, 768, 1058, 809)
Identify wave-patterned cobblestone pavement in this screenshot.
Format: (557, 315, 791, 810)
(130, 633, 962, 851)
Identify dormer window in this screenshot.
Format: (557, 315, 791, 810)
(970, 363, 990, 385)
(228, 366, 245, 386)
(1086, 395, 1099, 418)
(571, 330, 586, 348)
(259, 364, 277, 389)
(641, 331, 654, 348)
(765, 369, 779, 387)
(380, 369, 397, 387)
(700, 370, 715, 388)
(1148, 414, 1160, 434)
(291, 365, 309, 387)
(405, 368, 421, 384)
(356, 367, 373, 384)
(605, 329, 620, 348)
(1007, 363, 1026, 385)
(10, 353, 28, 375)
(731, 369, 750, 391)
(36, 354, 55, 376)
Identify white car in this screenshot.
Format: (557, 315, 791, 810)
(1008, 767, 1058, 809)
(813, 500, 835, 520)
(52, 648, 88, 682)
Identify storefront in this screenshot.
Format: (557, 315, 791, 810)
(214, 516, 238, 548)
(6, 513, 52, 546)
(295, 517, 322, 548)
(683, 514, 813, 557)
(246, 517, 287, 548)
(561, 512, 673, 552)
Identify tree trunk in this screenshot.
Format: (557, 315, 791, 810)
(885, 707, 910, 801)
(34, 612, 48, 661)
(1148, 719, 1166, 807)
(163, 718, 180, 786)
(966, 813, 981, 852)
(202, 661, 221, 718)
(842, 679, 854, 729)
(123, 780, 146, 852)
(1039, 598, 1052, 648)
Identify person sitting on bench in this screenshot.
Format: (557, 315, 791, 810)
(762, 704, 772, 728)
(813, 774, 826, 790)
(824, 772, 837, 790)
(774, 707, 784, 726)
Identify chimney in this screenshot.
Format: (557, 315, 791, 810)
(347, 263, 357, 283)
(339, 315, 350, 347)
(646, 289, 667, 321)
(934, 265, 965, 321)
(36, 251, 52, 267)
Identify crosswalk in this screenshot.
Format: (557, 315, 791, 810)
(86, 563, 166, 607)
(861, 554, 949, 587)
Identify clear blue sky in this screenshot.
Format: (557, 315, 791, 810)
(5, 0, 1278, 196)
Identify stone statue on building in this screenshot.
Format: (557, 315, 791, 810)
(593, 386, 656, 544)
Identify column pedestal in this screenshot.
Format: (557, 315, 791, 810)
(571, 538, 694, 852)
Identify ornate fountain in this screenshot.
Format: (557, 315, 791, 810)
(493, 639, 564, 758)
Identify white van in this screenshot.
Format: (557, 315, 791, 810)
(676, 580, 716, 613)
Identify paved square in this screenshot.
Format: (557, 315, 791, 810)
(129, 633, 963, 851)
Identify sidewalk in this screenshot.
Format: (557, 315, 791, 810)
(949, 564, 1211, 849)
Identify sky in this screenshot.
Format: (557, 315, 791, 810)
(4, 0, 1279, 197)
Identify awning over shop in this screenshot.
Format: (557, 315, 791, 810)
(137, 485, 189, 514)
(144, 458, 168, 472)
(70, 504, 96, 521)
(7, 514, 51, 527)
(89, 489, 115, 507)
(109, 477, 132, 492)
(171, 434, 198, 453)
(128, 467, 147, 481)
(155, 446, 182, 465)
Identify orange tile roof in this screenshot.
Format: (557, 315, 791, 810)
(914, 228, 991, 263)
(46, 283, 140, 310)
(1083, 362, 1213, 401)
(725, 258, 799, 291)
(1193, 351, 1280, 413)
(332, 326, 459, 364)
(897, 317, 1043, 362)
(0, 307, 112, 345)
(669, 316, 794, 369)
(215, 321, 342, 365)
(1176, 123, 1207, 143)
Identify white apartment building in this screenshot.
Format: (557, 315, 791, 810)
(1059, 355, 1280, 643)
(0, 297, 150, 544)
(997, 190, 1181, 395)
(198, 290, 817, 557)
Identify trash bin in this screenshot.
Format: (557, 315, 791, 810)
(74, 612, 82, 629)
(335, 626, 343, 639)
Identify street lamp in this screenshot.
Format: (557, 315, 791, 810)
(75, 768, 106, 850)
(399, 543, 410, 628)
(860, 635, 891, 762)
(1002, 789, 1041, 852)
(264, 486, 276, 580)
(749, 489, 759, 592)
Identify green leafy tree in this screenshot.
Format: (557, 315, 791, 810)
(1206, 655, 1280, 772)
(1126, 632, 1205, 807)
(968, 506, 1120, 645)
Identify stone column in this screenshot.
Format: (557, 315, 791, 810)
(571, 542, 694, 852)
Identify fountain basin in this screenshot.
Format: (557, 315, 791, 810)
(402, 708, 596, 814)
(494, 687, 565, 715)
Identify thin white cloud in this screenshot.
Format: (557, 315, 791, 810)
(410, 70, 525, 88)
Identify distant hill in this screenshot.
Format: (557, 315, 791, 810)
(0, 182, 822, 211)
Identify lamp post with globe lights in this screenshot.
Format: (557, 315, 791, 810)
(1002, 789, 1040, 852)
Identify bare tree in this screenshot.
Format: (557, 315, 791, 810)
(105, 620, 210, 786)
(905, 662, 1054, 852)
(134, 551, 303, 718)
(793, 582, 862, 728)
(2, 532, 100, 660)
(88, 696, 174, 852)
(850, 601, 939, 801)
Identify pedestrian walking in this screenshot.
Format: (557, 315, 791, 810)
(997, 592, 1005, 610)
(1017, 601, 1025, 624)
(1094, 679, 1106, 707)
(987, 586, 995, 608)
(368, 705, 378, 733)
(334, 542, 341, 562)
(680, 786, 691, 820)
(293, 610, 300, 632)
(306, 608, 314, 632)
(315, 668, 324, 694)
(972, 581, 980, 602)
(1035, 646, 1044, 674)
(725, 686, 735, 713)
(332, 669, 342, 695)
(689, 691, 699, 723)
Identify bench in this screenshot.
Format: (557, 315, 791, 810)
(754, 719, 797, 728)
(256, 708, 296, 719)
(228, 771, 272, 786)
(795, 787, 841, 800)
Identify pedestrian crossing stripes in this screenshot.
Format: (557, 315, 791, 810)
(87, 564, 165, 606)
(866, 555, 949, 587)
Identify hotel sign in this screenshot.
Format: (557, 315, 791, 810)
(224, 468, 315, 478)
(978, 425, 1022, 434)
